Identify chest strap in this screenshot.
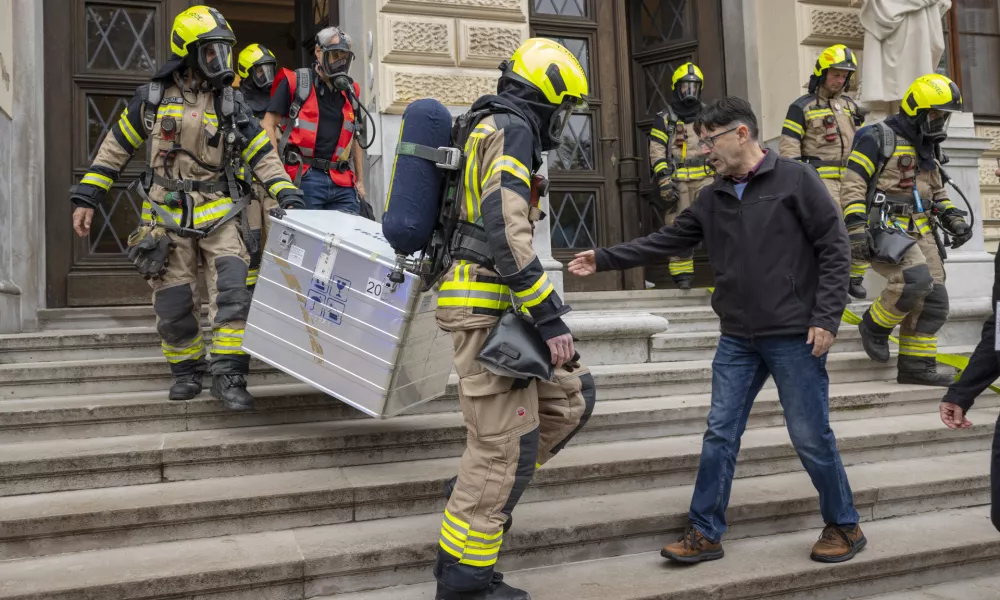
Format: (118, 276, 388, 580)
(146, 172, 227, 194)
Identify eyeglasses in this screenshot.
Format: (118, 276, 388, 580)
(697, 126, 740, 150)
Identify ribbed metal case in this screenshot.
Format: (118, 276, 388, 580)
(243, 210, 453, 418)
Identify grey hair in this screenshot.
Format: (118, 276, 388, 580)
(317, 26, 352, 49)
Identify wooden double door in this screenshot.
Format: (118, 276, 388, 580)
(531, 0, 724, 291)
(43, 0, 336, 307)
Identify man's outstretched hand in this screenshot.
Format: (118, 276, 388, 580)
(568, 250, 597, 277)
(940, 402, 973, 430)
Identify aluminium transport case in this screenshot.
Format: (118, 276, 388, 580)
(243, 210, 454, 418)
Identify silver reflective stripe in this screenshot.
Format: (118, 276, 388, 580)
(301, 147, 314, 157)
(438, 288, 507, 302)
(343, 121, 356, 133)
(297, 120, 318, 132)
(439, 533, 464, 556)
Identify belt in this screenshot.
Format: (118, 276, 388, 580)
(877, 192, 914, 215)
(147, 172, 227, 194)
(288, 153, 351, 172)
(681, 158, 708, 168)
(801, 158, 843, 168)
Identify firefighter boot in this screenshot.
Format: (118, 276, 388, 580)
(858, 315, 891, 364)
(848, 277, 867, 300)
(444, 476, 513, 532)
(435, 573, 531, 600)
(673, 274, 694, 290)
(169, 373, 204, 401)
(211, 373, 254, 411)
(897, 355, 954, 387)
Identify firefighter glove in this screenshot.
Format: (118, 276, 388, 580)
(127, 227, 175, 280)
(277, 187, 305, 210)
(949, 220, 972, 249)
(849, 230, 871, 262)
(659, 181, 680, 212)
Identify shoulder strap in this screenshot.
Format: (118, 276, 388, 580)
(665, 106, 678, 136)
(142, 80, 163, 133)
(289, 68, 312, 120)
(865, 122, 897, 205)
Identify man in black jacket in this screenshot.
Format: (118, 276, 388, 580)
(569, 96, 865, 565)
(939, 166, 1000, 531)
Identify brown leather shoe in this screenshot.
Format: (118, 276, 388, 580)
(810, 524, 867, 563)
(660, 525, 724, 564)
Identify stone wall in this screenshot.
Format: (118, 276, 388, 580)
(976, 125, 1000, 252)
(0, 0, 45, 333)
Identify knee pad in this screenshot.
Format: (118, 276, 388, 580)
(214, 255, 252, 324)
(897, 264, 934, 313)
(914, 283, 949, 334)
(154, 283, 199, 345)
(248, 229, 263, 270)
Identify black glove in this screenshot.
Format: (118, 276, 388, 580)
(849, 230, 871, 262)
(69, 183, 101, 210)
(127, 230, 175, 280)
(277, 187, 305, 210)
(659, 181, 680, 212)
(949, 220, 972, 249)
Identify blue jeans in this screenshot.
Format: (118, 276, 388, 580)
(299, 168, 360, 214)
(689, 334, 859, 542)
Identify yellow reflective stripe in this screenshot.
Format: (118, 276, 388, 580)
(118, 108, 142, 148)
(806, 108, 834, 119)
(246, 270, 259, 286)
(203, 113, 219, 127)
(817, 166, 846, 180)
(913, 216, 932, 235)
(162, 337, 205, 363)
(140, 200, 182, 225)
(157, 104, 184, 119)
(242, 130, 270, 162)
(849, 151, 875, 177)
(268, 180, 296, 196)
(893, 145, 915, 157)
(674, 166, 713, 180)
(472, 124, 495, 136)
(870, 297, 905, 329)
(82, 172, 114, 190)
(192, 198, 234, 227)
(514, 272, 551, 304)
(464, 134, 485, 222)
(484, 155, 531, 188)
(940, 200, 957, 210)
(653, 161, 669, 174)
(844, 203, 867, 217)
(444, 509, 470, 530)
(782, 119, 805, 136)
(850, 263, 868, 277)
(517, 280, 554, 309)
(650, 128, 669, 143)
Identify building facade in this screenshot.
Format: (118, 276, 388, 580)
(0, 0, 996, 332)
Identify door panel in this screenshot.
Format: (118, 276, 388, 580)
(531, 0, 623, 291)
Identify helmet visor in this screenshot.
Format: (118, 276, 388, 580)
(548, 97, 580, 146)
(925, 109, 952, 136)
(322, 49, 352, 76)
(678, 81, 701, 101)
(251, 63, 276, 88)
(198, 42, 234, 84)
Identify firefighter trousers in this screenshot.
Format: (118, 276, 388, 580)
(433, 326, 597, 592)
(828, 178, 869, 280)
(666, 176, 713, 279)
(865, 232, 948, 368)
(245, 184, 279, 292)
(151, 219, 253, 378)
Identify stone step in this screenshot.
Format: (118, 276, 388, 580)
(36, 306, 209, 331)
(649, 301, 877, 333)
(861, 573, 1000, 599)
(329, 506, 998, 600)
(2, 345, 963, 401)
(651, 328, 867, 361)
(565, 288, 714, 310)
(0, 401, 992, 500)
(0, 445, 987, 565)
(0, 327, 223, 364)
(0, 378, 968, 445)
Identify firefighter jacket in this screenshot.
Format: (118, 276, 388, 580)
(436, 101, 570, 340)
(841, 121, 963, 238)
(75, 71, 293, 232)
(649, 104, 713, 190)
(276, 68, 360, 187)
(779, 88, 861, 182)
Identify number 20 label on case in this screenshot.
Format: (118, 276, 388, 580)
(366, 277, 385, 301)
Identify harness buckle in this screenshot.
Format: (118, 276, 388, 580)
(872, 191, 886, 206)
(435, 147, 462, 171)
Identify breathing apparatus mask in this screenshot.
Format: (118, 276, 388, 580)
(191, 41, 235, 90)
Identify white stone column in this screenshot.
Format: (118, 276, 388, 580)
(534, 153, 564, 299)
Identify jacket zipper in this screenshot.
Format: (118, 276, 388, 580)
(737, 201, 753, 340)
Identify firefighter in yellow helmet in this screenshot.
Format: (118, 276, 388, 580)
(648, 62, 714, 289)
(842, 74, 969, 387)
(236, 43, 281, 292)
(432, 38, 596, 600)
(780, 44, 868, 299)
(69, 6, 303, 411)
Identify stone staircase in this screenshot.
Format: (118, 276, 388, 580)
(0, 289, 997, 599)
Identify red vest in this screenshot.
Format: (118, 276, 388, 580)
(275, 68, 359, 187)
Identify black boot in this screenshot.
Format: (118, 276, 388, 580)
(436, 572, 530, 600)
(848, 277, 867, 300)
(210, 373, 254, 411)
(673, 275, 694, 290)
(444, 476, 513, 532)
(169, 373, 204, 401)
(897, 356, 954, 387)
(858, 318, 891, 363)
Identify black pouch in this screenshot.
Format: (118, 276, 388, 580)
(477, 304, 554, 382)
(870, 227, 917, 264)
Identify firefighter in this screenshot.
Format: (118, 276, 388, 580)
(432, 38, 597, 600)
(648, 62, 714, 290)
(262, 26, 367, 214)
(236, 43, 281, 291)
(70, 6, 304, 410)
(843, 73, 970, 387)
(780, 44, 867, 299)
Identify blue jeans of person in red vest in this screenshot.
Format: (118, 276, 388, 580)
(299, 168, 360, 214)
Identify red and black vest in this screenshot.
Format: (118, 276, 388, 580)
(274, 68, 360, 187)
